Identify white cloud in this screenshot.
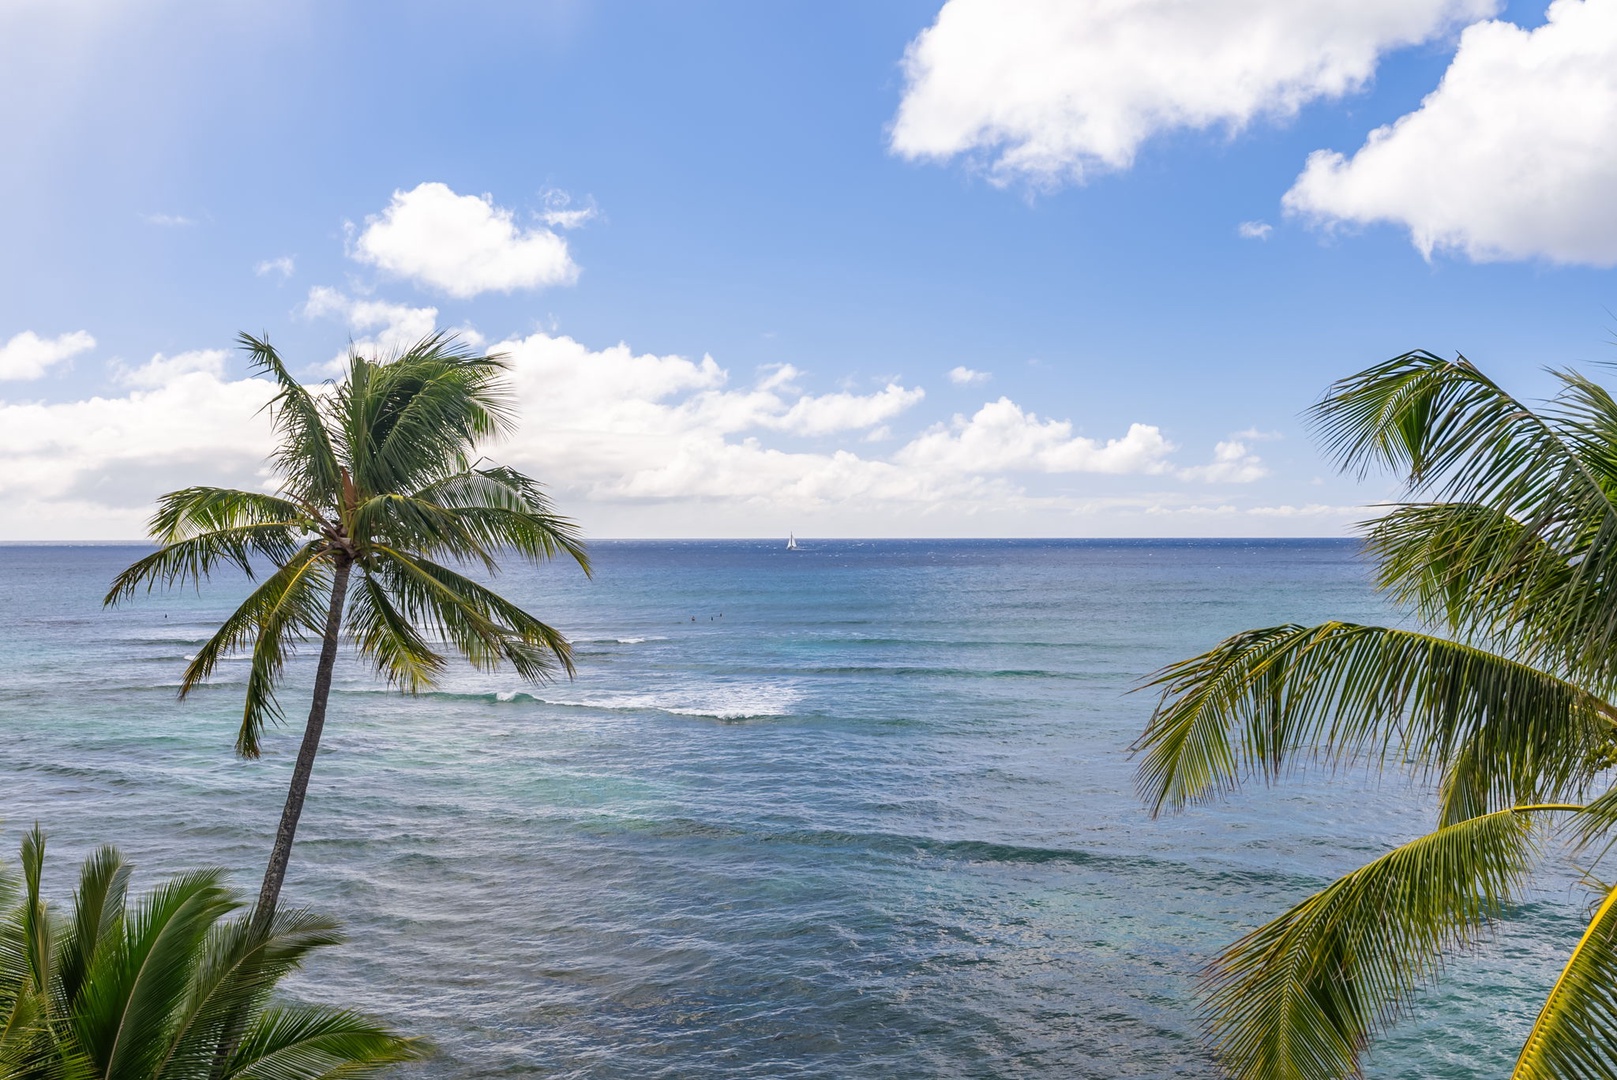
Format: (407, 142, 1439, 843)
(769, 383, 926, 436)
(0, 329, 95, 380)
(141, 212, 195, 227)
(1284, 0, 1617, 265)
(948, 365, 990, 385)
(1178, 438, 1270, 483)
(0, 328, 1299, 539)
(115, 349, 228, 390)
(303, 287, 444, 371)
(1238, 221, 1274, 240)
(894, 398, 1175, 475)
(540, 188, 598, 230)
(255, 255, 295, 279)
(0, 368, 276, 532)
(1235, 427, 1284, 441)
(890, 0, 1495, 186)
(353, 182, 579, 298)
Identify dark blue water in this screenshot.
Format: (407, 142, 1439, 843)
(0, 540, 1585, 1076)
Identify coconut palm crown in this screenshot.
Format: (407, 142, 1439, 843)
(0, 826, 420, 1079)
(105, 332, 589, 927)
(1135, 350, 1617, 1079)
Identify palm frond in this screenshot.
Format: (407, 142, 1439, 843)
(1314, 352, 1600, 505)
(71, 870, 236, 1080)
(110, 487, 322, 624)
(232, 549, 335, 759)
(1205, 806, 1562, 1080)
(334, 336, 513, 498)
(147, 488, 311, 545)
(152, 909, 344, 1080)
(345, 574, 446, 692)
(350, 494, 498, 572)
(1135, 622, 1615, 816)
(223, 1006, 424, 1079)
(1316, 353, 1617, 685)
(239, 333, 342, 507)
(20, 829, 49, 1000)
(1364, 503, 1574, 645)
(412, 465, 591, 571)
(1511, 880, 1617, 1079)
(371, 546, 574, 680)
(175, 542, 330, 757)
(0, 979, 44, 1078)
(56, 846, 130, 1010)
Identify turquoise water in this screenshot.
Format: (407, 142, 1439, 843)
(0, 540, 1588, 1077)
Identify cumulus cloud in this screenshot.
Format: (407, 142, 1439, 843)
(0, 365, 276, 531)
(894, 398, 1175, 475)
(0, 326, 1278, 538)
(769, 383, 926, 436)
(1178, 438, 1270, 483)
(1284, 0, 1617, 264)
(0, 329, 95, 380)
(353, 182, 579, 297)
(948, 365, 990, 385)
(255, 255, 295, 280)
(115, 349, 228, 390)
(303, 287, 447, 371)
(1238, 221, 1274, 240)
(890, 0, 1494, 186)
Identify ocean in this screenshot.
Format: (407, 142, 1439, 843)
(0, 539, 1588, 1077)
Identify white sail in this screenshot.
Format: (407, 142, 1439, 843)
(786, 533, 797, 550)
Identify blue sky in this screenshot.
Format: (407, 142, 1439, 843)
(3, 0, 1615, 538)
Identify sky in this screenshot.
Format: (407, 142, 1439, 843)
(2, 0, 1616, 540)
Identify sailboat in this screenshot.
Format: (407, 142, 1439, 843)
(786, 533, 798, 550)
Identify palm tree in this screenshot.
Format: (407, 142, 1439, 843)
(1135, 350, 1617, 1079)
(0, 825, 420, 1078)
(105, 333, 589, 931)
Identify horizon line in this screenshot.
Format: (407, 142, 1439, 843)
(0, 535, 1359, 546)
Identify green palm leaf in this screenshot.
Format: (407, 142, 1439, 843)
(0, 829, 417, 1080)
(1205, 806, 1568, 1080)
(1512, 880, 1617, 1079)
(1136, 622, 1614, 817)
(369, 546, 574, 680)
(238, 334, 342, 508)
(1316, 353, 1617, 686)
(72, 870, 237, 1080)
(223, 1008, 423, 1080)
(174, 543, 331, 758)
(344, 575, 445, 692)
(57, 846, 131, 1009)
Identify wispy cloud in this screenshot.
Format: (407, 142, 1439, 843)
(540, 188, 599, 230)
(948, 365, 990, 385)
(255, 255, 295, 280)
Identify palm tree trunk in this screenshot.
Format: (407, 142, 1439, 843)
(251, 556, 352, 933)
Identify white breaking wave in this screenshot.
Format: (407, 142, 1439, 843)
(492, 682, 802, 720)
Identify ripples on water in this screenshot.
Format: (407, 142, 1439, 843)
(0, 540, 1590, 1077)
